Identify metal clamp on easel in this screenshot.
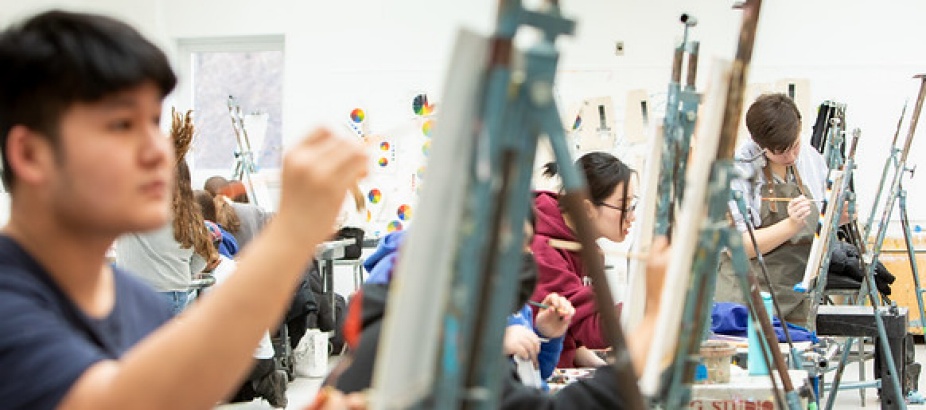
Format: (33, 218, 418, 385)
(653, 12, 701, 237)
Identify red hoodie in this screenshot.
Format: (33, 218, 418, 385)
(531, 191, 614, 368)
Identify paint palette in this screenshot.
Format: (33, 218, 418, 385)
(548, 367, 595, 385)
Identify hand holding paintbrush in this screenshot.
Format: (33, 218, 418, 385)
(531, 293, 575, 339)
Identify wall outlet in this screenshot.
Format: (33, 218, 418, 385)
(615, 41, 625, 56)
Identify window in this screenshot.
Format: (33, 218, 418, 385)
(175, 36, 284, 171)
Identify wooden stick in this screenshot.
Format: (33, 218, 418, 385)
(547, 238, 582, 252)
(762, 197, 824, 202)
(602, 249, 650, 261)
(548, 239, 648, 260)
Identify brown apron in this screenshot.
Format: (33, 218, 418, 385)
(714, 165, 819, 327)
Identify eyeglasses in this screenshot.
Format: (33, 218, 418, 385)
(596, 197, 638, 213)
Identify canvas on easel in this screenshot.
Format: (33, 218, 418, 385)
(624, 89, 651, 144)
(775, 78, 812, 137)
(569, 96, 617, 155)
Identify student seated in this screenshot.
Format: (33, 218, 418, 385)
(0, 10, 367, 410)
(330, 227, 669, 409)
(204, 176, 274, 249)
(531, 152, 639, 367)
(196, 190, 241, 258)
(360, 228, 576, 389)
(198, 227, 287, 408)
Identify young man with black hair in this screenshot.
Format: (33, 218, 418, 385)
(0, 10, 366, 410)
(715, 93, 838, 326)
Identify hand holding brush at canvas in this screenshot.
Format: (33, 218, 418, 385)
(533, 293, 575, 340)
(786, 194, 814, 228)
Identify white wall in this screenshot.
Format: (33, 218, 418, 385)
(2, 0, 926, 226)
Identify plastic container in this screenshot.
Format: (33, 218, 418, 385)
(747, 291, 774, 375)
(699, 340, 736, 383)
(293, 328, 329, 378)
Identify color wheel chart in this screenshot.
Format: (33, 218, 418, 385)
(344, 92, 438, 237)
(347, 107, 367, 138)
(412, 93, 434, 116)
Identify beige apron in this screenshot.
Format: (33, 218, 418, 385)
(714, 165, 819, 327)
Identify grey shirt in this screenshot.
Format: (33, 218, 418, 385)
(728, 139, 828, 232)
(229, 202, 273, 248)
(115, 223, 207, 292)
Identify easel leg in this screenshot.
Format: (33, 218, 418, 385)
(899, 190, 926, 331)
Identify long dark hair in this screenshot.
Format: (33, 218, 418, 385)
(173, 161, 215, 261)
(171, 110, 215, 262)
(542, 151, 635, 210)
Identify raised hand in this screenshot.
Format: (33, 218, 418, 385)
(277, 128, 368, 244)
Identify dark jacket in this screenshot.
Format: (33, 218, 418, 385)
(826, 241, 895, 296)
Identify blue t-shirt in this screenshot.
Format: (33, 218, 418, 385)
(0, 236, 171, 410)
(507, 304, 564, 390)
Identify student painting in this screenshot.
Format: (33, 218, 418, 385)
(330, 234, 669, 409)
(714, 93, 838, 327)
(0, 10, 367, 410)
(530, 152, 637, 368)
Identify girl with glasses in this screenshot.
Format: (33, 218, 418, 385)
(531, 151, 638, 368)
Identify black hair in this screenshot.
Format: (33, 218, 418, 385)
(0, 10, 177, 188)
(526, 203, 536, 229)
(542, 152, 635, 211)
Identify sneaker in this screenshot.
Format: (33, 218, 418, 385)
(255, 369, 289, 408)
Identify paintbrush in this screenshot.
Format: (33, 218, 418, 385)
(528, 300, 551, 310)
(601, 249, 650, 260)
(548, 239, 648, 260)
(762, 197, 824, 203)
(528, 300, 572, 325)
